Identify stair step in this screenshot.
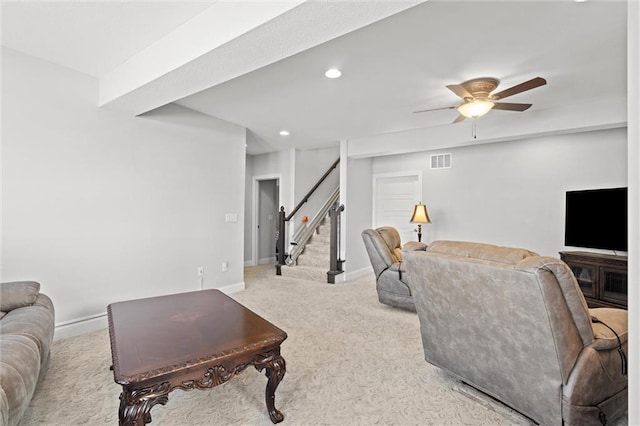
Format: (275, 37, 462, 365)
(302, 243, 330, 256)
(296, 253, 329, 268)
(281, 214, 334, 283)
(280, 264, 327, 283)
(310, 230, 330, 244)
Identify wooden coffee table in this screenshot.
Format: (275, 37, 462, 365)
(107, 289, 287, 425)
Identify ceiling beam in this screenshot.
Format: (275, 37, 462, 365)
(99, 0, 426, 116)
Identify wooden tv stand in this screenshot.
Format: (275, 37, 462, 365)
(559, 251, 628, 309)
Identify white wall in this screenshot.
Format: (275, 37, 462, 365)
(339, 140, 373, 280)
(369, 128, 627, 257)
(244, 154, 254, 262)
(1, 48, 247, 339)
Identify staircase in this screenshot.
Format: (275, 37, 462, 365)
(275, 158, 344, 282)
(280, 217, 331, 283)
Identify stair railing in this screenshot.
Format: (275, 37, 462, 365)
(276, 158, 340, 275)
(288, 187, 339, 265)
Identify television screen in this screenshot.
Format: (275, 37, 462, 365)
(564, 187, 627, 252)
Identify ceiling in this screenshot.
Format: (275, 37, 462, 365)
(0, 1, 212, 78)
(1, 1, 628, 155)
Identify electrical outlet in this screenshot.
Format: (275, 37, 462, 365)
(221, 262, 228, 272)
(197, 267, 204, 277)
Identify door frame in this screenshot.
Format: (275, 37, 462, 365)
(252, 174, 282, 267)
(372, 170, 423, 232)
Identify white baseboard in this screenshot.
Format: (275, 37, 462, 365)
(258, 257, 276, 265)
(327, 266, 373, 284)
(244, 260, 254, 267)
(218, 281, 245, 294)
(339, 266, 373, 283)
(54, 313, 108, 341)
(54, 282, 247, 341)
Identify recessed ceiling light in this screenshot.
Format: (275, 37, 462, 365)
(325, 68, 342, 79)
(279, 130, 290, 136)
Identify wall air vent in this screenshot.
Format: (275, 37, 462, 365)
(430, 153, 452, 169)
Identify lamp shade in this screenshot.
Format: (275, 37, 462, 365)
(457, 99, 495, 118)
(410, 202, 431, 224)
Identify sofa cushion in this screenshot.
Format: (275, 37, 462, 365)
(0, 282, 40, 312)
(427, 240, 538, 265)
(0, 297, 55, 364)
(0, 334, 41, 425)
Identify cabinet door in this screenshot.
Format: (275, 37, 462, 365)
(600, 267, 627, 306)
(568, 262, 598, 298)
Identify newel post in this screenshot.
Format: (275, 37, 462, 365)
(276, 206, 286, 275)
(327, 203, 345, 284)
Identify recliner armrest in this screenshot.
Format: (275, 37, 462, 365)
(402, 241, 427, 252)
(589, 308, 628, 350)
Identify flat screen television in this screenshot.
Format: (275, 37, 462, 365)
(564, 187, 627, 252)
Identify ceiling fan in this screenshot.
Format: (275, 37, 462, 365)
(414, 76, 547, 123)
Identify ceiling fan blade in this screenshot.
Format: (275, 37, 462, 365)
(492, 102, 533, 112)
(452, 114, 467, 124)
(413, 106, 457, 114)
(446, 84, 473, 100)
(491, 77, 547, 100)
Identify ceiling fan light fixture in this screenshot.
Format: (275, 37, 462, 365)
(457, 100, 495, 118)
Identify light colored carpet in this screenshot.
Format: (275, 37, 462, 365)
(21, 264, 626, 425)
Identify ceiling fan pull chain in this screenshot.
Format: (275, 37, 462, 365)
(472, 118, 477, 139)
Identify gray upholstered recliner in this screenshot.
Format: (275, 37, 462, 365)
(404, 240, 628, 425)
(361, 227, 426, 311)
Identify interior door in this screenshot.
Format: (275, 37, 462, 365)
(373, 173, 422, 244)
(258, 179, 279, 264)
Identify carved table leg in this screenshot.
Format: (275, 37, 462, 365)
(119, 383, 170, 425)
(255, 353, 286, 424)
